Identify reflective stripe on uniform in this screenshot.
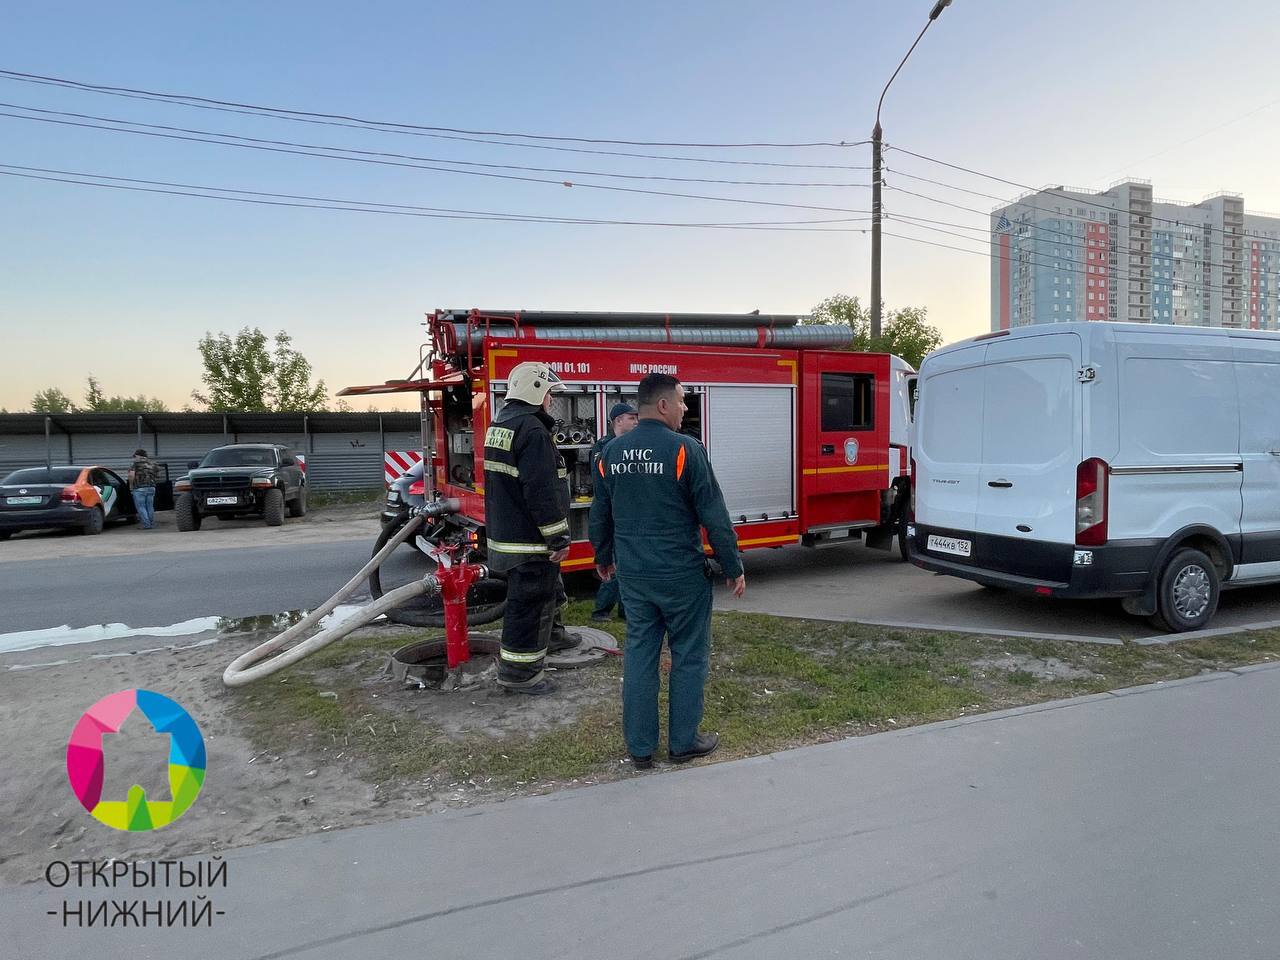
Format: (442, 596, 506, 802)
(538, 519, 569, 537)
(500, 648, 547, 663)
(488, 539, 551, 554)
(484, 460, 520, 478)
(557, 468, 568, 479)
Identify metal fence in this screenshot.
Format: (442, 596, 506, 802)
(0, 412, 425, 492)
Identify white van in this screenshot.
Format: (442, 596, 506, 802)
(909, 321, 1280, 632)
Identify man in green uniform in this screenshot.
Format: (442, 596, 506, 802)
(484, 361, 572, 695)
(589, 373, 746, 768)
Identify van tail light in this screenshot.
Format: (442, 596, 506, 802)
(60, 486, 81, 503)
(409, 480, 425, 496)
(1075, 458, 1108, 546)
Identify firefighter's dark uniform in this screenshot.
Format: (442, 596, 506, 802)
(484, 399, 571, 688)
(588, 418, 742, 757)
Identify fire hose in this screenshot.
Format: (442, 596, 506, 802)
(222, 499, 474, 687)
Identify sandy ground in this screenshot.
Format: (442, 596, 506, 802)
(0, 610, 622, 886)
(0, 500, 382, 564)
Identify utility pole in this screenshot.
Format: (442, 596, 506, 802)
(870, 0, 954, 341)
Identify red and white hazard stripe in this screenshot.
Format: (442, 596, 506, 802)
(384, 450, 424, 485)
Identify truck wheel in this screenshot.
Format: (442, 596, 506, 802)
(175, 494, 201, 532)
(263, 488, 286, 526)
(896, 507, 911, 562)
(288, 486, 307, 518)
(82, 506, 105, 536)
(1149, 548, 1219, 633)
(0, 530, 12, 541)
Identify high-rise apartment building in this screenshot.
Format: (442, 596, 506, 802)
(990, 181, 1280, 331)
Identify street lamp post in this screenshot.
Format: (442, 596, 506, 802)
(870, 0, 953, 341)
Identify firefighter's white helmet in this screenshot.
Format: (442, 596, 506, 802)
(505, 361, 564, 405)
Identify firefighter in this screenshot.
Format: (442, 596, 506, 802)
(588, 402, 637, 623)
(484, 361, 573, 695)
(589, 373, 745, 768)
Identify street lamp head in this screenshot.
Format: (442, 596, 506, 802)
(929, 0, 953, 20)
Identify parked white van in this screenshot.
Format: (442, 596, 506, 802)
(909, 321, 1280, 632)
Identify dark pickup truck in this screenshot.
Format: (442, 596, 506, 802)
(173, 444, 307, 530)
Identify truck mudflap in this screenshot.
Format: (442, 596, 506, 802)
(909, 524, 1159, 599)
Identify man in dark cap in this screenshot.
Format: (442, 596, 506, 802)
(589, 402, 638, 622)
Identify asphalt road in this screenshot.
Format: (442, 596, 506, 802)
(6, 661, 1278, 958)
(8, 530, 1280, 643)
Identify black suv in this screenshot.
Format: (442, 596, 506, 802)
(173, 444, 307, 530)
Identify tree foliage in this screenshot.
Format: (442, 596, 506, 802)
(81, 376, 167, 412)
(806, 295, 945, 369)
(30, 387, 75, 414)
(192, 328, 328, 413)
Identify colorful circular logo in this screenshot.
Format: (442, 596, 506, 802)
(66, 689, 206, 832)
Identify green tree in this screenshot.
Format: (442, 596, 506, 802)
(192, 328, 328, 412)
(807, 294, 944, 368)
(81, 375, 167, 412)
(30, 387, 75, 413)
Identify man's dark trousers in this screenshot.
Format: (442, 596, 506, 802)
(617, 573, 713, 757)
(499, 560, 560, 687)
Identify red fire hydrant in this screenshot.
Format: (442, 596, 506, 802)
(433, 545, 485, 669)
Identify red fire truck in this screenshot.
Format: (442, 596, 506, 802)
(341, 309, 916, 571)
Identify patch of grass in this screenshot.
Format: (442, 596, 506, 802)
(232, 607, 1280, 802)
(309, 488, 385, 509)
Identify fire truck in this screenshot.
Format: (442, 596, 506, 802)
(341, 308, 916, 572)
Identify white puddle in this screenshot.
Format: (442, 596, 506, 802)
(0, 604, 378, 661)
(0, 617, 222, 655)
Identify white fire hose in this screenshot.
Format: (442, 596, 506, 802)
(222, 499, 462, 687)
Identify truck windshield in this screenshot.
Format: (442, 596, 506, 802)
(200, 449, 276, 468)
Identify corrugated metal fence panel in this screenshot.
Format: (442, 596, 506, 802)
(383, 431, 423, 454)
(706, 386, 795, 518)
(309, 432, 380, 455)
(0, 434, 71, 476)
(234, 432, 307, 450)
(154, 433, 231, 466)
(67, 434, 145, 476)
(305, 450, 386, 491)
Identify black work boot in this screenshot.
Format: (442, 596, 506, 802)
(501, 676, 558, 696)
(669, 732, 719, 764)
(548, 623, 576, 653)
(629, 754, 653, 771)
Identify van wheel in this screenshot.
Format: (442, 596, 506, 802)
(1150, 548, 1219, 632)
(263, 489, 286, 526)
(175, 494, 201, 532)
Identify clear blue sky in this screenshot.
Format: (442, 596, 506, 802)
(3, 0, 1279, 411)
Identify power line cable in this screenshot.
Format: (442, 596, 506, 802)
(0, 68, 862, 149)
(0, 101, 867, 188)
(0, 163, 874, 232)
(0, 110, 872, 216)
(886, 143, 1271, 240)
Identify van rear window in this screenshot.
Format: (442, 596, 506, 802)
(820, 373, 874, 432)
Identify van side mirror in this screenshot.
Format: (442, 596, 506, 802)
(187, 460, 200, 470)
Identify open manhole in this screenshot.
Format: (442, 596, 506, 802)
(387, 627, 619, 690)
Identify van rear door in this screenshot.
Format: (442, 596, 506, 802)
(974, 333, 1083, 548)
(914, 343, 987, 534)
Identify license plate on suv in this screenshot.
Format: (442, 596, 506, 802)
(927, 534, 972, 558)
(205, 496, 239, 506)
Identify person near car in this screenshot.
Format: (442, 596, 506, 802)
(128, 448, 159, 530)
(588, 402, 638, 623)
(483, 362, 574, 696)
(589, 373, 746, 769)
